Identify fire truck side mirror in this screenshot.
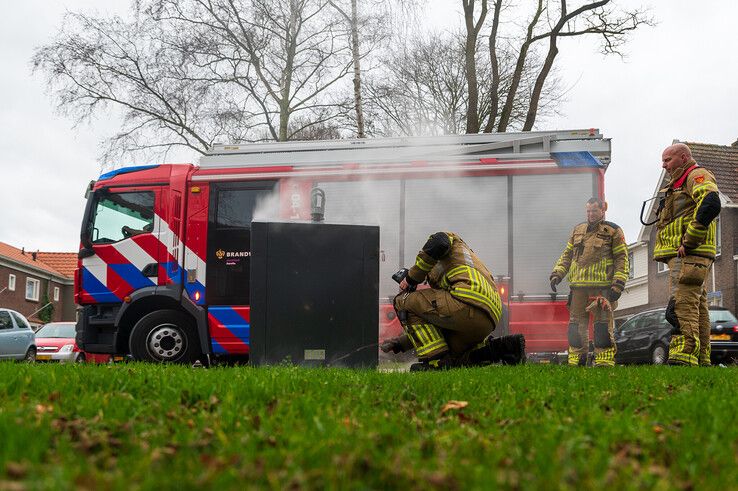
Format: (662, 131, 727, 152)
(84, 180, 96, 199)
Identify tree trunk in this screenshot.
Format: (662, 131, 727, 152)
(496, 0, 543, 132)
(482, 0, 502, 133)
(280, 0, 299, 141)
(522, 39, 559, 131)
(351, 0, 365, 138)
(462, 0, 486, 134)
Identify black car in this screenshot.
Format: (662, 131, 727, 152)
(615, 308, 672, 365)
(709, 307, 738, 362)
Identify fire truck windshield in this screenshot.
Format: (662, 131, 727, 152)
(89, 191, 155, 244)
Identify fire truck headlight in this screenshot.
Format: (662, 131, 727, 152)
(194, 291, 201, 302)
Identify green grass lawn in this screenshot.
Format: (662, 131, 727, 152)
(1, 362, 736, 490)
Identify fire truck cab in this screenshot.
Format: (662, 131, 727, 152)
(75, 130, 611, 364)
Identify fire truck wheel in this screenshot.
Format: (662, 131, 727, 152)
(130, 310, 201, 363)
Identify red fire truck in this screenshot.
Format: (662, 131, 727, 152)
(75, 129, 611, 363)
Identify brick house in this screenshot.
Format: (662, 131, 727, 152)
(616, 139, 738, 320)
(0, 242, 77, 326)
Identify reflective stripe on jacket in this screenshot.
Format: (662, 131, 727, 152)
(654, 163, 719, 262)
(408, 232, 502, 324)
(552, 221, 629, 289)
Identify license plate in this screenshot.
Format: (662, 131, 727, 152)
(711, 334, 731, 341)
(37, 355, 52, 360)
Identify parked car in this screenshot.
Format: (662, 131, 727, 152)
(708, 307, 738, 363)
(35, 322, 111, 363)
(0, 308, 36, 361)
(614, 308, 672, 365)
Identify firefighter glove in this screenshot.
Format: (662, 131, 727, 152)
(607, 288, 621, 302)
(380, 338, 404, 354)
(550, 276, 561, 292)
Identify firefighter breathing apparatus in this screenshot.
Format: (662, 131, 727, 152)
(640, 195, 664, 226)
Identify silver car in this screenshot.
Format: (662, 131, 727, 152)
(0, 308, 36, 361)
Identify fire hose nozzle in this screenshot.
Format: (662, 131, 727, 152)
(392, 268, 416, 292)
(585, 295, 612, 312)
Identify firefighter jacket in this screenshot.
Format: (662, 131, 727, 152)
(407, 232, 502, 324)
(551, 220, 629, 291)
(653, 160, 720, 262)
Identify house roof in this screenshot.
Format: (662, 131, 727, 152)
(35, 252, 78, 279)
(0, 242, 76, 279)
(684, 141, 738, 202)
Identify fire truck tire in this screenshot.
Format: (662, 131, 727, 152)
(129, 310, 201, 363)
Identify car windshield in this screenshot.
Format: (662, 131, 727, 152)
(36, 323, 76, 338)
(709, 310, 738, 324)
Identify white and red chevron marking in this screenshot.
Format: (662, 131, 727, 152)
(114, 236, 158, 270)
(183, 245, 207, 287)
(81, 253, 108, 286)
(81, 212, 184, 288)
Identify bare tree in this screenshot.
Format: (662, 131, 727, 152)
(34, 0, 651, 165)
(32, 12, 239, 163)
(33, 0, 358, 165)
(370, 0, 650, 137)
(328, 0, 366, 138)
(493, 0, 546, 133)
(493, 0, 652, 132)
(462, 0, 487, 134)
(146, 0, 355, 141)
(482, 0, 503, 133)
(364, 31, 559, 137)
(326, 0, 418, 138)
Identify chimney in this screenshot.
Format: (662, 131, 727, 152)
(32, 251, 37, 261)
(21, 247, 25, 255)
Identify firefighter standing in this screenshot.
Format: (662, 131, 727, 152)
(653, 143, 721, 366)
(380, 231, 524, 368)
(550, 198, 629, 367)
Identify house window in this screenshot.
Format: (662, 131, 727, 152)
(53, 287, 60, 302)
(8, 274, 15, 291)
(657, 261, 669, 274)
(628, 252, 635, 280)
(25, 278, 40, 302)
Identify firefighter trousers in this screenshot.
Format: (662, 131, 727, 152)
(567, 288, 617, 366)
(666, 256, 713, 366)
(394, 288, 495, 360)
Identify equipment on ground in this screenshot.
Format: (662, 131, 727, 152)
(249, 221, 379, 368)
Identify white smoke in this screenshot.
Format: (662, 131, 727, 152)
(247, 139, 597, 300)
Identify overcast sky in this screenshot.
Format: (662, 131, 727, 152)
(1, 0, 736, 252)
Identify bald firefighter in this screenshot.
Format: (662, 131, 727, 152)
(380, 232, 525, 369)
(550, 198, 629, 367)
(654, 143, 721, 366)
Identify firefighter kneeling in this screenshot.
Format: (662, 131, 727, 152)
(380, 231, 525, 369)
(550, 198, 629, 367)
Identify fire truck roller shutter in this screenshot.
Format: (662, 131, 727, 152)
(317, 180, 402, 299)
(403, 176, 509, 279)
(512, 173, 597, 298)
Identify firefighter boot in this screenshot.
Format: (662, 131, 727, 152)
(465, 334, 526, 366)
(409, 358, 445, 371)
